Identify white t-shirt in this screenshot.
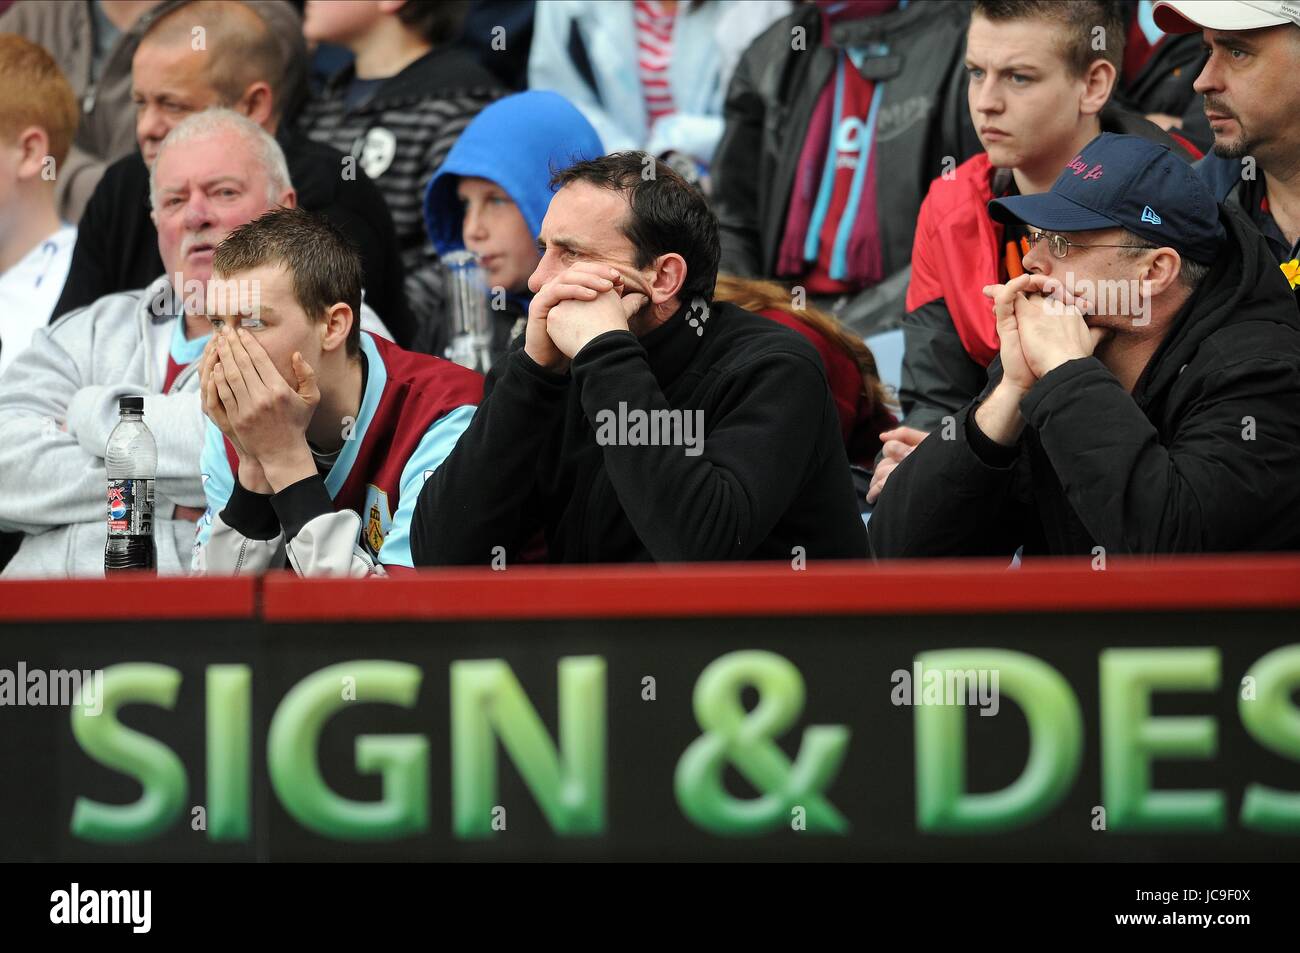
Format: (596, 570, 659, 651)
(0, 224, 76, 379)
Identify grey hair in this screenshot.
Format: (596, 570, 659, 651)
(148, 107, 292, 210)
(1176, 256, 1211, 289)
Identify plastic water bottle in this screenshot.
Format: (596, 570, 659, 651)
(443, 250, 492, 372)
(104, 396, 157, 573)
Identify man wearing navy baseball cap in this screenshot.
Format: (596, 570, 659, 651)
(1153, 1, 1300, 281)
(870, 132, 1300, 557)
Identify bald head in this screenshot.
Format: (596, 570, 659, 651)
(132, 1, 289, 164)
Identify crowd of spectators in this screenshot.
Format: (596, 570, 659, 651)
(0, 0, 1295, 577)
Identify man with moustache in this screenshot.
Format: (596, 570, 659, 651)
(0, 109, 388, 577)
(1153, 1, 1300, 284)
(868, 134, 1300, 558)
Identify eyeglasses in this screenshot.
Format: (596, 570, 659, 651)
(1026, 229, 1156, 260)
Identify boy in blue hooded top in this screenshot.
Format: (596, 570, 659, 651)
(424, 91, 605, 362)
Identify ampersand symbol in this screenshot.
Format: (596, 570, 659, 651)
(674, 650, 850, 834)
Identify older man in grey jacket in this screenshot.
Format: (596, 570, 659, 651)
(0, 108, 389, 577)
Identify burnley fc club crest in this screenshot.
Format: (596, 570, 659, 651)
(362, 486, 392, 556)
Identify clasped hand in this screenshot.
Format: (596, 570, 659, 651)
(981, 273, 1112, 390)
(524, 262, 651, 372)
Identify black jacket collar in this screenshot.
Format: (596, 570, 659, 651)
(635, 297, 713, 388)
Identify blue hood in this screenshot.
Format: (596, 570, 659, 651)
(424, 91, 604, 257)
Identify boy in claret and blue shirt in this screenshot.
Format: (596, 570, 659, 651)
(193, 207, 481, 576)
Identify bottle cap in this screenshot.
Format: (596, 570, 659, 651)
(118, 396, 145, 413)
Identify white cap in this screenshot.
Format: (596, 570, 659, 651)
(1153, 0, 1300, 32)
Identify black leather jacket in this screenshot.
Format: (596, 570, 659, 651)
(711, 0, 982, 337)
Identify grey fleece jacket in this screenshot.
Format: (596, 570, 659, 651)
(0, 277, 206, 577)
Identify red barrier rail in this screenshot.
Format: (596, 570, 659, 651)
(262, 554, 1300, 620)
(0, 574, 257, 621)
(0, 556, 1296, 622)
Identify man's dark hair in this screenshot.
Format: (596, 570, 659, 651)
(396, 0, 470, 45)
(213, 207, 363, 357)
(549, 151, 721, 303)
(972, 0, 1127, 78)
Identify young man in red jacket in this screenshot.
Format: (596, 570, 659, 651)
(868, 0, 1200, 503)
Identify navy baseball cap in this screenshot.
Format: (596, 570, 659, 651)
(988, 133, 1226, 264)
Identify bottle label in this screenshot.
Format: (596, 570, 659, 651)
(107, 479, 154, 536)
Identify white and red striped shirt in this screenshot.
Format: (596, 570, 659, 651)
(634, 0, 678, 131)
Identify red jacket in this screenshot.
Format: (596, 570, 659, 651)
(906, 151, 1005, 368)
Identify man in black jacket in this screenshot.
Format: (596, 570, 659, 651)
(411, 153, 867, 564)
(870, 133, 1300, 558)
(50, 0, 415, 346)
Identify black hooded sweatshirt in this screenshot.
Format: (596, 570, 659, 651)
(410, 299, 869, 564)
(869, 203, 1300, 557)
